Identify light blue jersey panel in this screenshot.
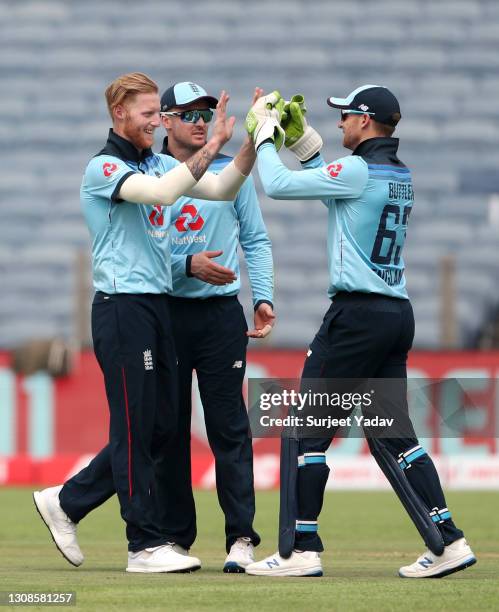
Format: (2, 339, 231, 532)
(81, 153, 178, 294)
(168, 155, 273, 306)
(328, 163, 413, 299)
(258, 143, 413, 299)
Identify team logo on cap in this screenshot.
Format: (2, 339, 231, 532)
(359, 104, 369, 111)
(188, 82, 202, 95)
(175, 203, 204, 232)
(103, 162, 118, 177)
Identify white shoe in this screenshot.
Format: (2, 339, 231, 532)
(126, 543, 201, 573)
(399, 538, 476, 578)
(245, 550, 323, 577)
(223, 537, 255, 573)
(33, 485, 84, 567)
(170, 543, 189, 556)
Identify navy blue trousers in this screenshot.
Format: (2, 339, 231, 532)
(293, 292, 464, 552)
(60, 292, 177, 552)
(157, 296, 259, 552)
(60, 295, 259, 552)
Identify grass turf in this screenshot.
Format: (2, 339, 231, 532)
(0, 488, 498, 611)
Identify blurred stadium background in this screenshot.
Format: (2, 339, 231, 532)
(0, 0, 498, 490)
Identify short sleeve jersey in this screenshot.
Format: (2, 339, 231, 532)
(81, 130, 179, 294)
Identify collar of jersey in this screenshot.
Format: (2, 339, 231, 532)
(352, 137, 401, 165)
(160, 137, 172, 156)
(98, 129, 154, 163)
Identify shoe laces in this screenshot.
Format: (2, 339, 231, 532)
(59, 513, 77, 535)
(53, 497, 76, 534)
(232, 537, 252, 552)
(164, 542, 188, 555)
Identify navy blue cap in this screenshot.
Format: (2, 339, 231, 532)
(327, 84, 401, 126)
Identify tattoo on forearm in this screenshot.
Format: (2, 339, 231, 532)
(186, 147, 216, 181)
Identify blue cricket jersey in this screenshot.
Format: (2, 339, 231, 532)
(257, 138, 413, 299)
(163, 148, 274, 307)
(81, 130, 180, 294)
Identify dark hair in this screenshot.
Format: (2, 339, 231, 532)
(373, 120, 396, 137)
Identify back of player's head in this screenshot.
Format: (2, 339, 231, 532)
(105, 72, 158, 118)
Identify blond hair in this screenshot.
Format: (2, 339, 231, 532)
(105, 72, 158, 118)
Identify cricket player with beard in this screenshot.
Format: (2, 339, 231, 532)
(33, 73, 259, 574)
(155, 82, 274, 572)
(33, 79, 273, 574)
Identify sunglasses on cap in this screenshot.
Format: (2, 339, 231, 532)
(340, 109, 375, 119)
(161, 109, 214, 123)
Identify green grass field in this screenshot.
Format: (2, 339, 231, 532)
(0, 488, 498, 611)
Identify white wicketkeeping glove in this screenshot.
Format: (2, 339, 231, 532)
(245, 91, 286, 151)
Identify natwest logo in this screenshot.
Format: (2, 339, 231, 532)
(326, 162, 343, 178)
(149, 205, 164, 226)
(175, 203, 204, 232)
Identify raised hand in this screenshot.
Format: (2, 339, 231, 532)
(281, 94, 307, 146)
(211, 90, 236, 147)
(245, 90, 286, 151)
(279, 93, 323, 161)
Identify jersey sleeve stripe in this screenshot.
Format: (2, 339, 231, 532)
(111, 171, 136, 203)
